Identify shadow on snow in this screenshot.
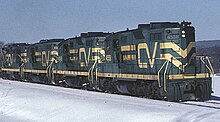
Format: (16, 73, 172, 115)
(211, 95, 220, 101)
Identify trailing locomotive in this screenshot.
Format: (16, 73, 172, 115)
(25, 39, 64, 84)
(55, 32, 110, 87)
(1, 21, 214, 101)
(1, 43, 30, 80)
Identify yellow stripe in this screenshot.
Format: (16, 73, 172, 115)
(36, 58, 41, 61)
(91, 48, 103, 52)
(55, 70, 88, 76)
(121, 45, 136, 51)
(35, 52, 41, 56)
(99, 73, 209, 80)
(123, 54, 136, 60)
(21, 53, 27, 57)
(51, 51, 58, 55)
(24, 69, 47, 73)
(1, 68, 19, 72)
(1, 68, 210, 80)
(160, 42, 195, 58)
(168, 73, 209, 79)
(98, 72, 158, 80)
(80, 62, 85, 67)
(69, 57, 78, 61)
(160, 53, 183, 70)
(69, 49, 78, 54)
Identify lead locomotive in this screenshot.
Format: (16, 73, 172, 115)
(1, 21, 213, 101)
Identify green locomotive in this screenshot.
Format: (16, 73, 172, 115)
(1, 21, 213, 101)
(98, 21, 213, 101)
(56, 32, 110, 87)
(25, 39, 64, 84)
(1, 43, 29, 80)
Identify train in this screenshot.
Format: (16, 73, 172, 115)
(0, 21, 214, 101)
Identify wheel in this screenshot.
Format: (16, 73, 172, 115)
(196, 84, 205, 101)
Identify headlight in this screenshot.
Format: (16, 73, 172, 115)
(182, 35, 186, 38)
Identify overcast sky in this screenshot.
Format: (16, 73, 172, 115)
(0, 0, 219, 43)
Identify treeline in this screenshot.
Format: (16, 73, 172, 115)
(196, 40, 220, 73)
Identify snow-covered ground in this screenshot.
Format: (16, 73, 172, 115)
(0, 76, 220, 122)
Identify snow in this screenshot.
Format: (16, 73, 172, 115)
(0, 77, 220, 122)
(213, 75, 220, 97)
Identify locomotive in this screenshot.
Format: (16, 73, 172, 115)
(1, 21, 214, 101)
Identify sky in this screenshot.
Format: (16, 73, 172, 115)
(0, 0, 219, 43)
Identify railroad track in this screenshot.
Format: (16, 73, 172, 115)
(181, 101, 220, 110)
(206, 101, 220, 105)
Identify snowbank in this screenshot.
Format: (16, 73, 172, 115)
(0, 78, 220, 122)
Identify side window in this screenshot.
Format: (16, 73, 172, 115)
(113, 39, 123, 63)
(150, 33, 162, 41)
(121, 36, 127, 44)
(30, 48, 36, 63)
(76, 38, 83, 45)
(63, 44, 69, 53)
(105, 39, 111, 51)
(113, 39, 119, 50)
(70, 41, 74, 48)
(133, 30, 144, 39)
(17, 49, 21, 54)
(42, 52, 47, 66)
(16, 49, 21, 63)
(86, 40, 93, 46)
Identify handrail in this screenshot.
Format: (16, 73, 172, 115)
(197, 55, 214, 90)
(157, 60, 169, 92)
(18, 54, 25, 77)
(199, 56, 213, 74)
(206, 57, 214, 74)
(46, 58, 57, 84)
(88, 60, 97, 83)
(95, 64, 98, 82)
(164, 60, 169, 92)
(46, 60, 53, 76)
(157, 60, 168, 88)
